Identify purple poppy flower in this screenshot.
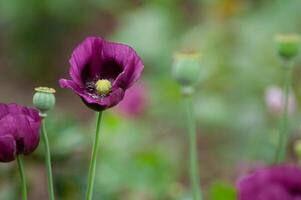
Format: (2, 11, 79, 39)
(116, 82, 148, 117)
(0, 103, 41, 162)
(59, 37, 144, 111)
(237, 165, 301, 200)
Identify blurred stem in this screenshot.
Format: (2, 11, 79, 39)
(41, 117, 55, 200)
(275, 61, 293, 163)
(85, 112, 103, 200)
(17, 155, 27, 200)
(184, 94, 202, 200)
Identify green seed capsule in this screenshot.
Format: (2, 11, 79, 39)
(276, 34, 300, 60)
(33, 87, 56, 113)
(173, 51, 201, 88)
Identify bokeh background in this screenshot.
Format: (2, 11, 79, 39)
(0, 0, 301, 199)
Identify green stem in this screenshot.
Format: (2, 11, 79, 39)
(85, 112, 103, 200)
(41, 118, 55, 200)
(185, 95, 202, 200)
(17, 155, 27, 200)
(275, 61, 293, 163)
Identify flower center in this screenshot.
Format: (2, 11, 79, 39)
(95, 79, 112, 96)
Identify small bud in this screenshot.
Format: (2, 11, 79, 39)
(275, 34, 300, 60)
(33, 87, 56, 114)
(295, 140, 301, 158)
(172, 50, 201, 88)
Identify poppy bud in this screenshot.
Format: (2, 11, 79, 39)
(0, 103, 41, 162)
(173, 51, 201, 88)
(295, 140, 301, 158)
(33, 87, 56, 114)
(275, 34, 300, 60)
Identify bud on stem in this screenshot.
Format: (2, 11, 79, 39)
(275, 34, 300, 60)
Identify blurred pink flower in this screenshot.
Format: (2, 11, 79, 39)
(237, 165, 301, 200)
(265, 86, 296, 116)
(116, 82, 148, 117)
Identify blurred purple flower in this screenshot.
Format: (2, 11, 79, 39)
(116, 82, 148, 117)
(265, 86, 296, 116)
(237, 165, 301, 200)
(59, 37, 144, 111)
(0, 103, 41, 162)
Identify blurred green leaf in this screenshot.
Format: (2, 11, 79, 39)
(210, 181, 237, 200)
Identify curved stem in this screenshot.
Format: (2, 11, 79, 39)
(17, 155, 27, 200)
(85, 112, 103, 200)
(275, 61, 293, 163)
(41, 118, 55, 200)
(185, 96, 202, 200)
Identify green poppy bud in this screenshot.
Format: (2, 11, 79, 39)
(33, 87, 56, 114)
(275, 34, 300, 60)
(173, 51, 201, 88)
(295, 140, 301, 158)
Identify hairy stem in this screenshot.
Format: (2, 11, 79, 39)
(41, 118, 55, 200)
(85, 112, 103, 200)
(185, 96, 202, 200)
(275, 61, 293, 163)
(17, 155, 27, 200)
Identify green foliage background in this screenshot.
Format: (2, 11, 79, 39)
(0, 0, 301, 199)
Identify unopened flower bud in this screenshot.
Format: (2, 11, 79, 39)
(33, 87, 56, 114)
(294, 140, 301, 158)
(173, 51, 201, 88)
(275, 34, 300, 60)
